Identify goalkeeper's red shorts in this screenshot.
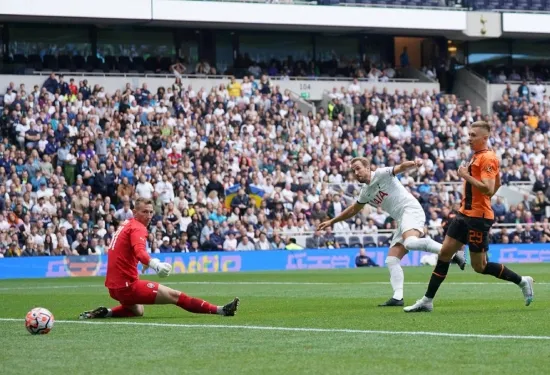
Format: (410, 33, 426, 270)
(108, 280, 159, 305)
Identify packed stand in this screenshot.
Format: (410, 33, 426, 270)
(490, 74, 550, 246)
(0, 71, 548, 257)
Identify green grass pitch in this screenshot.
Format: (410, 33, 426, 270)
(1, 264, 549, 375)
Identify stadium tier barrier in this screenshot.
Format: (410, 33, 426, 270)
(1, 244, 550, 280)
(0, 74, 434, 102)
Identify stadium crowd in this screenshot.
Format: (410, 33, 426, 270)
(0, 70, 549, 257)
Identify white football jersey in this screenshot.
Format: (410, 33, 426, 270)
(357, 167, 423, 220)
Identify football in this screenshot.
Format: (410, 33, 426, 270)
(25, 307, 54, 335)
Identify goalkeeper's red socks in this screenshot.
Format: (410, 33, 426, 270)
(110, 305, 138, 317)
(177, 293, 219, 314)
(109, 294, 220, 316)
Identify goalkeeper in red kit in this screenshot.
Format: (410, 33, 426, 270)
(79, 198, 239, 319)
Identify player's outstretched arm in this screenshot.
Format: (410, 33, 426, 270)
(393, 158, 423, 175)
(318, 202, 365, 231)
(148, 258, 172, 278)
(131, 228, 172, 278)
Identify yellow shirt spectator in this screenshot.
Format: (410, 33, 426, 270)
(6, 243, 21, 257)
(228, 79, 242, 98)
(526, 115, 539, 129)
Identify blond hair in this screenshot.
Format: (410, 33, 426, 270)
(134, 198, 153, 209)
(472, 121, 491, 133)
(351, 157, 370, 168)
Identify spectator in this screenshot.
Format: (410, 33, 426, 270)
(355, 248, 379, 267)
(285, 238, 303, 250)
(159, 237, 173, 253)
(236, 236, 255, 251)
(532, 191, 549, 222)
(492, 196, 507, 223)
(255, 232, 273, 250)
(223, 232, 238, 251)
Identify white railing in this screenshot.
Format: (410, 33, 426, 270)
(31, 71, 420, 82)
(282, 222, 548, 247)
(281, 223, 545, 237)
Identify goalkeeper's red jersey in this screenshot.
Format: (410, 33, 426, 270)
(105, 219, 151, 289)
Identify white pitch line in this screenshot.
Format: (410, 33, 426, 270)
(1, 318, 549, 341)
(0, 280, 549, 291)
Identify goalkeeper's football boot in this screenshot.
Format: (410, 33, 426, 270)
(519, 276, 534, 306)
(79, 306, 109, 319)
(451, 251, 466, 271)
(378, 298, 404, 307)
(403, 297, 433, 313)
(222, 297, 240, 316)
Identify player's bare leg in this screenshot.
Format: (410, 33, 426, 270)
(401, 229, 466, 270)
(379, 243, 406, 307)
(404, 236, 463, 313)
(470, 252, 534, 306)
(154, 284, 239, 316)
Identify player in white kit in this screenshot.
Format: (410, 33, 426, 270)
(318, 157, 466, 306)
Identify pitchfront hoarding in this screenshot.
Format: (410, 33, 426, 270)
(0, 245, 549, 280)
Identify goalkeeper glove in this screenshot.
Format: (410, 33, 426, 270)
(148, 258, 172, 278)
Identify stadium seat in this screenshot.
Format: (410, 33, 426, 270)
(160, 57, 173, 72)
(72, 55, 85, 70)
(378, 236, 390, 246)
(13, 54, 27, 64)
(349, 236, 363, 247)
(363, 236, 377, 247)
(58, 55, 71, 70)
(104, 55, 117, 70)
(336, 236, 348, 248)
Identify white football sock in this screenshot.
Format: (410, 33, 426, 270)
(403, 236, 442, 254)
(385, 256, 404, 300)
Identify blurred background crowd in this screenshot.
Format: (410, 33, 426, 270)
(0, 68, 549, 257)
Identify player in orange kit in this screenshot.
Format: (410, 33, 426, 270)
(405, 121, 534, 312)
(79, 198, 239, 319)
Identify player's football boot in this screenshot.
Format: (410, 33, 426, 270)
(403, 297, 433, 313)
(378, 298, 404, 307)
(519, 276, 534, 306)
(222, 297, 240, 316)
(79, 306, 109, 319)
(451, 251, 466, 271)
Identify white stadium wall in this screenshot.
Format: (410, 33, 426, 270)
(1, 0, 468, 33)
(2, 1, 549, 39)
(488, 83, 550, 106)
(0, 75, 440, 102)
(152, 0, 467, 31)
(0, 0, 152, 20)
(503, 13, 550, 34)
